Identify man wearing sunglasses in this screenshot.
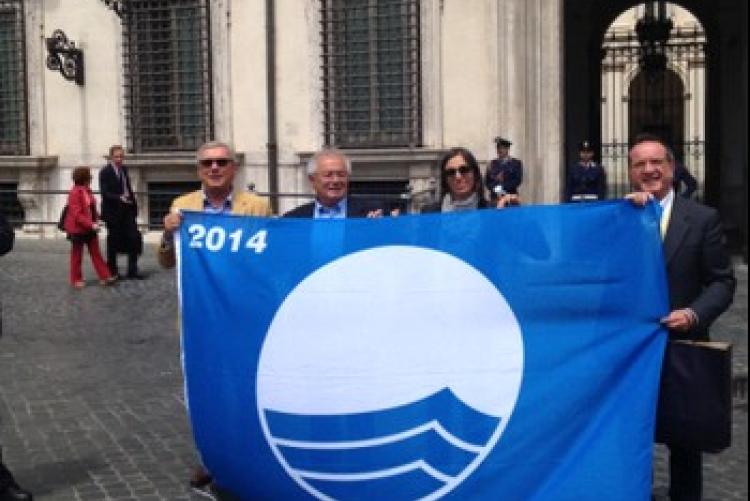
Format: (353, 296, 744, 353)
(158, 141, 272, 268)
(157, 141, 270, 497)
(283, 149, 384, 219)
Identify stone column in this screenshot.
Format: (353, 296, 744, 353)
(211, 0, 233, 142)
(496, 0, 563, 204)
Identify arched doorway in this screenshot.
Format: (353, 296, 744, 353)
(565, 0, 747, 257)
(629, 69, 684, 151)
(599, 3, 706, 198)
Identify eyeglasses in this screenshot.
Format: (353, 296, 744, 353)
(199, 158, 232, 168)
(445, 165, 473, 177)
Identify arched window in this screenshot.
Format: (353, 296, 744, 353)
(628, 68, 685, 153)
(601, 3, 706, 199)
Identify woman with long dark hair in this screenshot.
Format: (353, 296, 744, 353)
(422, 147, 519, 213)
(63, 167, 116, 289)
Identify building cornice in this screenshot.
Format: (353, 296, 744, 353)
(297, 148, 448, 165)
(123, 152, 246, 169)
(0, 156, 58, 170)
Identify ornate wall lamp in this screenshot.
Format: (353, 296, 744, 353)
(45, 29, 84, 86)
(635, 0, 673, 75)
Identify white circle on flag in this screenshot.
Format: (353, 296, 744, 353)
(257, 245, 524, 500)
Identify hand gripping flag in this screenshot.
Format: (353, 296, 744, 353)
(177, 201, 668, 501)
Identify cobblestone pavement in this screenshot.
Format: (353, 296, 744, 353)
(0, 238, 746, 500)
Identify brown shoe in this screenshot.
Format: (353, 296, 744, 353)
(189, 465, 212, 488)
(100, 276, 117, 286)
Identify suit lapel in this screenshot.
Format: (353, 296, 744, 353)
(663, 196, 690, 265)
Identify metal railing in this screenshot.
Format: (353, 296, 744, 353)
(0, 186, 436, 232)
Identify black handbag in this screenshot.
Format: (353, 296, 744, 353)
(655, 339, 733, 453)
(57, 205, 68, 231)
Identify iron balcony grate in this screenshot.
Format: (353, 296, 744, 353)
(321, 0, 422, 149)
(122, 0, 212, 153)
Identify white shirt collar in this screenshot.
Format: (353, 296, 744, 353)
(659, 189, 675, 212)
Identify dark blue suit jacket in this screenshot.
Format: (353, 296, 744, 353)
(565, 162, 607, 201)
(282, 197, 381, 218)
(663, 195, 735, 339)
(485, 157, 523, 196)
(99, 162, 137, 225)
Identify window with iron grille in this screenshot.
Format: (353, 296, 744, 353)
(147, 181, 201, 230)
(321, 0, 422, 148)
(122, 0, 212, 152)
(0, 0, 28, 156)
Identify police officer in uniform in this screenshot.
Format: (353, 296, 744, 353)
(565, 140, 607, 202)
(485, 137, 523, 201)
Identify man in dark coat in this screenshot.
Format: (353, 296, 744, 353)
(0, 211, 33, 501)
(283, 149, 383, 219)
(99, 145, 143, 279)
(627, 133, 736, 501)
(485, 137, 523, 200)
(565, 140, 607, 202)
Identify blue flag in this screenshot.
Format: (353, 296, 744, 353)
(178, 201, 668, 500)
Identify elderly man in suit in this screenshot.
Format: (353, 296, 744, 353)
(283, 149, 383, 218)
(0, 212, 33, 501)
(627, 133, 735, 501)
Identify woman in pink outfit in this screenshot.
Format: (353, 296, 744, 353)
(63, 167, 116, 288)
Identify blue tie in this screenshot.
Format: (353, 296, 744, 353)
(318, 204, 342, 219)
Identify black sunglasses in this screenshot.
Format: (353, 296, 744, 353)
(199, 158, 232, 168)
(445, 165, 473, 177)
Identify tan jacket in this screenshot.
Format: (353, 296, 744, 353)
(157, 190, 272, 268)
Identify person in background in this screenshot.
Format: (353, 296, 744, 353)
(422, 147, 519, 213)
(626, 133, 735, 501)
(565, 140, 607, 202)
(672, 160, 698, 199)
(63, 167, 116, 289)
(484, 137, 523, 202)
(283, 149, 385, 219)
(99, 145, 143, 280)
(0, 211, 33, 501)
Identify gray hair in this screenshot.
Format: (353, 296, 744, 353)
(306, 148, 352, 176)
(196, 141, 236, 163)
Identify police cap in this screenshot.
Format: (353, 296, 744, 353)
(494, 137, 512, 148)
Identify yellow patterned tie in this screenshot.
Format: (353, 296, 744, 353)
(660, 202, 672, 240)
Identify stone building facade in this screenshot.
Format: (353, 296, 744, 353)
(0, 0, 746, 253)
